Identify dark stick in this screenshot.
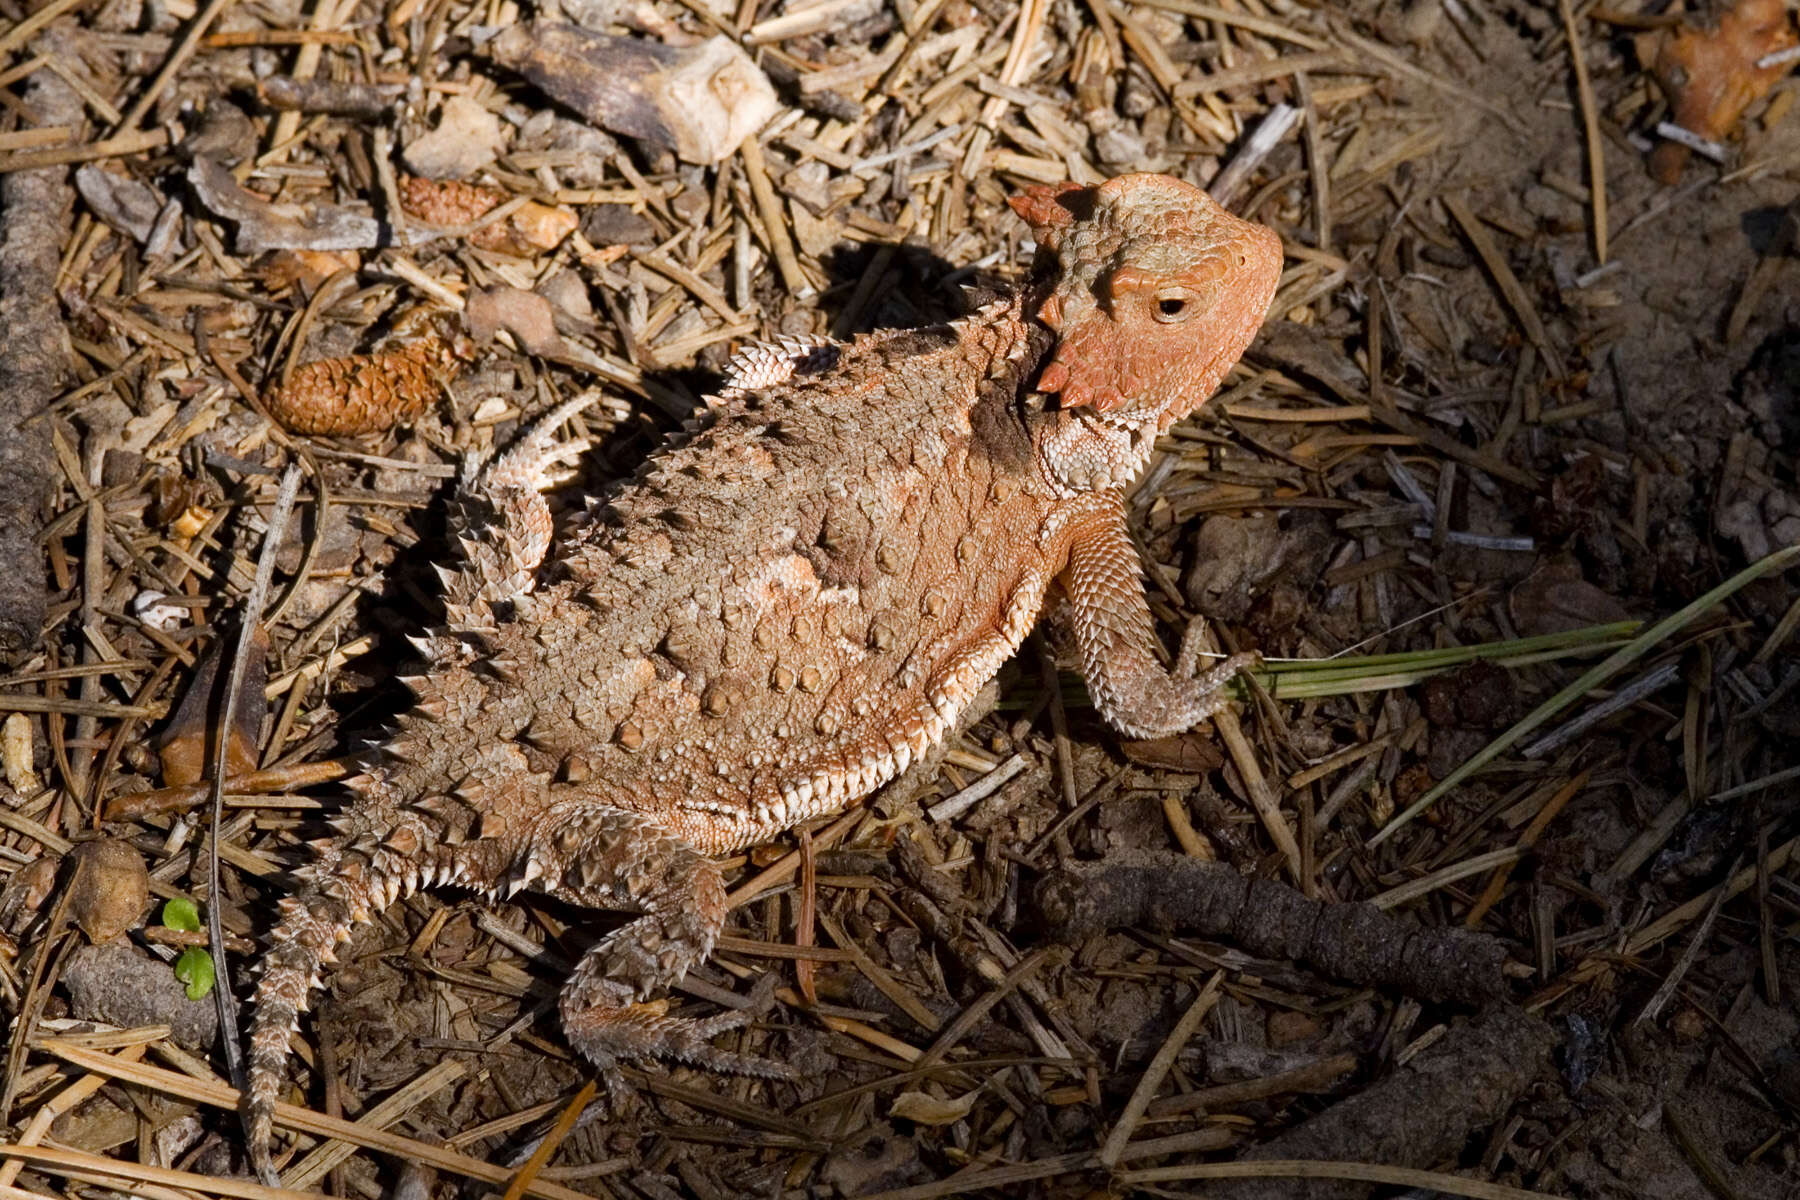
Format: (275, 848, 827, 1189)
(0, 61, 77, 659)
(1034, 853, 1511, 1006)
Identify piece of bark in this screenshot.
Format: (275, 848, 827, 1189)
(1034, 852, 1509, 1006)
(0, 855, 58, 933)
(1208, 1005, 1554, 1200)
(189, 156, 385, 252)
(465, 286, 569, 357)
(1116, 733, 1224, 772)
(0, 65, 77, 660)
(75, 164, 164, 243)
(181, 99, 257, 166)
(258, 76, 403, 119)
(257, 248, 364, 296)
(2, 707, 41, 795)
(485, 24, 778, 164)
(401, 93, 503, 179)
(157, 625, 269, 787)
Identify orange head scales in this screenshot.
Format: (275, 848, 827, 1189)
(1009, 173, 1283, 430)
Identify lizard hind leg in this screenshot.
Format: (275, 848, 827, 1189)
(531, 804, 791, 1080)
(444, 390, 605, 618)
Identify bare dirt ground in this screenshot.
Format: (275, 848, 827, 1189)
(1, 0, 1798, 1197)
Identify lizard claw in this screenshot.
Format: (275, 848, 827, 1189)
(477, 391, 605, 494)
(740, 969, 783, 1015)
(660, 972, 795, 1077)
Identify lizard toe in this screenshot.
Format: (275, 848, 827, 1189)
(563, 996, 794, 1079)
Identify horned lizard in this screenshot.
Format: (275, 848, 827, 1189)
(245, 173, 1283, 1177)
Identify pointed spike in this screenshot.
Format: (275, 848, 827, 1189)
(442, 603, 483, 629)
(382, 827, 422, 855)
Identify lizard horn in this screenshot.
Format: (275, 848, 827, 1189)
(1007, 182, 1091, 251)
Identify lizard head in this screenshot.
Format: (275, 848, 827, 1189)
(1009, 174, 1282, 430)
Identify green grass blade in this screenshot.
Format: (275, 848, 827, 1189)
(1255, 621, 1642, 675)
(1367, 543, 1800, 848)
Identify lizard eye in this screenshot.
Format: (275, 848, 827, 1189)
(1154, 289, 1198, 323)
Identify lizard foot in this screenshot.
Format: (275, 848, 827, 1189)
(562, 972, 794, 1080)
(444, 391, 606, 613)
(1175, 617, 1261, 693)
(475, 390, 606, 495)
(536, 805, 795, 1080)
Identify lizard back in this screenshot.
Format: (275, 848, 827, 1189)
(386, 303, 1057, 857)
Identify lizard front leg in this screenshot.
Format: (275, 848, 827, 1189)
(1057, 494, 1256, 739)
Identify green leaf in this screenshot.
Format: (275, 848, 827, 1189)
(161, 897, 201, 932)
(174, 947, 215, 1001)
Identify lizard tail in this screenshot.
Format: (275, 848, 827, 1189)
(245, 810, 448, 1184)
(245, 871, 366, 1185)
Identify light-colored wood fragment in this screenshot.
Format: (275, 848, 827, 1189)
(739, 133, 814, 298)
(1557, 0, 1608, 262)
(488, 25, 778, 164)
(0, 127, 167, 173)
(282, 1060, 468, 1189)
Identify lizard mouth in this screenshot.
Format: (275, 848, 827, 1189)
(1034, 351, 1131, 413)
